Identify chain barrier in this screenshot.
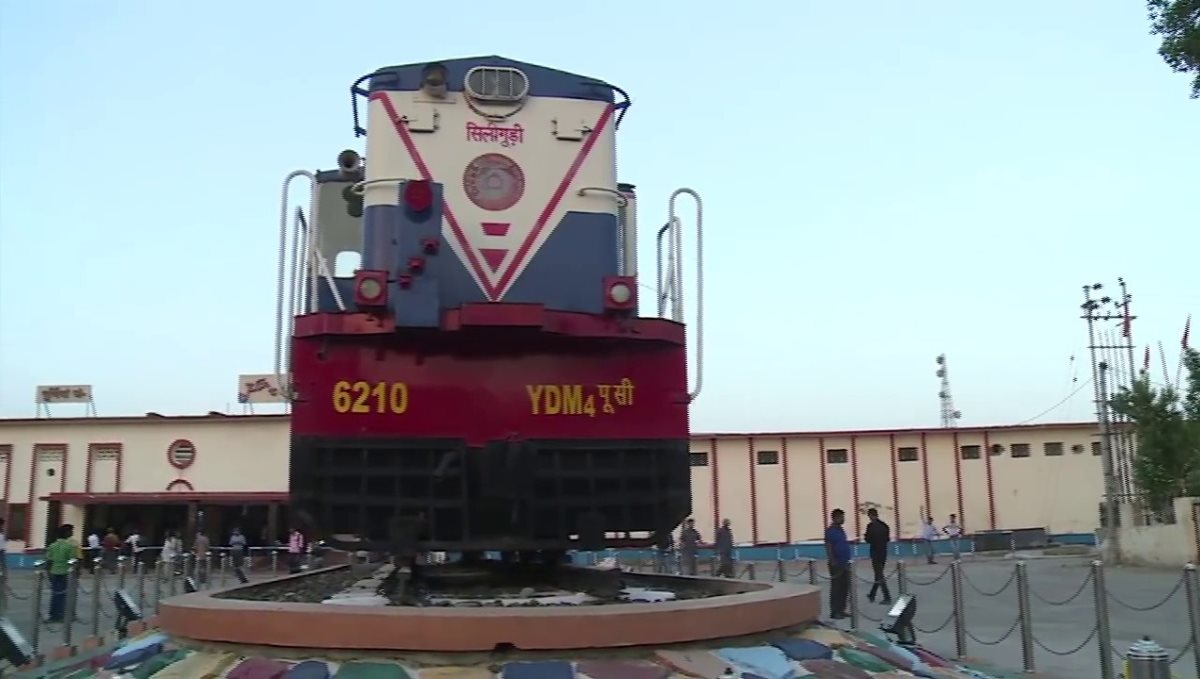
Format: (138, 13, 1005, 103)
(961, 567, 1016, 597)
(1105, 570, 1186, 612)
(964, 615, 1022, 647)
(913, 609, 956, 634)
(903, 564, 953, 587)
(1028, 568, 1093, 606)
(1033, 623, 1099, 656)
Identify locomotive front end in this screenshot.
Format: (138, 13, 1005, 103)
(276, 56, 703, 558)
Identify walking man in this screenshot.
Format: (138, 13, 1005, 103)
(921, 516, 939, 565)
(679, 518, 701, 576)
(824, 508, 851, 619)
(943, 514, 963, 560)
(715, 519, 734, 578)
(863, 508, 892, 604)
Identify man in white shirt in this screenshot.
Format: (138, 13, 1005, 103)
(920, 516, 938, 564)
(942, 514, 963, 560)
(86, 531, 101, 572)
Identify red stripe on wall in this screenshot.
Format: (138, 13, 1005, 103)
(983, 431, 997, 529)
(747, 437, 759, 543)
(710, 437, 720, 530)
(781, 437, 792, 543)
(952, 430, 965, 526)
(850, 435, 861, 537)
(889, 434, 900, 536)
(818, 436, 829, 531)
(919, 432, 932, 519)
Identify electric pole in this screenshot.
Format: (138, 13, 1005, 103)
(935, 354, 962, 428)
(1081, 282, 1136, 562)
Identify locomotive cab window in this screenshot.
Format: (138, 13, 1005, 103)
(465, 67, 529, 104)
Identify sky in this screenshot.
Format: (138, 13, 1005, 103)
(0, 1, 1196, 432)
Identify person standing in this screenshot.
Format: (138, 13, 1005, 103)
(287, 526, 306, 574)
(229, 527, 247, 569)
(85, 530, 101, 572)
(921, 516, 939, 565)
(679, 518, 701, 576)
(714, 519, 734, 578)
(943, 514, 963, 560)
(193, 529, 210, 583)
(863, 508, 892, 605)
(101, 527, 121, 573)
(824, 508, 851, 619)
(45, 524, 80, 624)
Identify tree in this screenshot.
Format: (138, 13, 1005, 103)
(1147, 0, 1200, 98)
(1110, 348, 1200, 510)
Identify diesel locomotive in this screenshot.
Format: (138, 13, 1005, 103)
(273, 56, 704, 561)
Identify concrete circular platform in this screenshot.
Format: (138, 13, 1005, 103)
(157, 566, 823, 652)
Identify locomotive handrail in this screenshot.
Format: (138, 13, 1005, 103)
(295, 209, 346, 314)
(275, 170, 317, 399)
(349, 177, 414, 196)
(576, 186, 629, 207)
(668, 188, 704, 403)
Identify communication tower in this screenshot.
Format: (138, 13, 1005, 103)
(935, 354, 962, 428)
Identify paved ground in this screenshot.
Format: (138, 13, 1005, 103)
(770, 553, 1196, 678)
(0, 565, 281, 654)
(2, 556, 1194, 678)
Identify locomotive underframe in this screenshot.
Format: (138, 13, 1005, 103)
(290, 436, 690, 553)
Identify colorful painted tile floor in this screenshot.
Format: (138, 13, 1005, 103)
(19, 625, 1026, 679)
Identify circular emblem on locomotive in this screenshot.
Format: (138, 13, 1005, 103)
(463, 153, 525, 211)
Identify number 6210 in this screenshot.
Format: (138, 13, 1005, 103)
(332, 380, 409, 414)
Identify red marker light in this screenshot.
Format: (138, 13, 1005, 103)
(403, 180, 434, 213)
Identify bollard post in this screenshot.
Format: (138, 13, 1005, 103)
(136, 560, 147, 613)
(746, 563, 756, 581)
(62, 562, 80, 648)
(848, 560, 859, 630)
(1015, 561, 1035, 673)
(154, 562, 163, 614)
(117, 556, 127, 590)
(808, 559, 818, 586)
(220, 553, 229, 587)
(1091, 560, 1115, 679)
(1183, 563, 1200, 679)
(776, 559, 786, 582)
(91, 561, 103, 638)
(168, 558, 178, 597)
(271, 549, 278, 573)
(1124, 636, 1171, 678)
(950, 560, 967, 659)
(30, 567, 45, 657)
(896, 560, 908, 596)
(0, 563, 7, 615)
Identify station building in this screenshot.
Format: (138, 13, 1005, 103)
(0, 414, 1104, 553)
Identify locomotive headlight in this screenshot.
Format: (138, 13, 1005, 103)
(603, 276, 637, 313)
(358, 277, 383, 302)
(354, 269, 390, 309)
(608, 281, 632, 305)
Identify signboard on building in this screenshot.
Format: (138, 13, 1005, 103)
(237, 374, 288, 404)
(34, 385, 93, 404)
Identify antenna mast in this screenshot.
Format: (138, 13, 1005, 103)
(936, 354, 962, 428)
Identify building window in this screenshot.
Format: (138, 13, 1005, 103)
(897, 447, 919, 462)
(756, 450, 779, 465)
(1011, 443, 1031, 458)
(1044, 442, 1064, 456)
(960, 445, 981, 460)
(826, 448, 848, 464)
(91, 445, 120, 461)
(1092, 441, 1102, 456)
(6, 504, 28, 541)
(689, 452, 709, 467)
(1072, 444, 1085, 454)
(989, 444, 1004, 456)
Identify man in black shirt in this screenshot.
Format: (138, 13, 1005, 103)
(863, 508, 892, 604)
